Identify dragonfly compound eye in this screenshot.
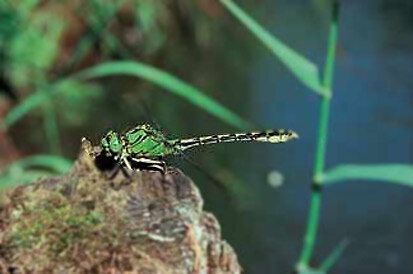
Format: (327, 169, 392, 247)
(102, 131, 122, 156)
(101, 138, 109, 149)
(109, 135, 122, 153)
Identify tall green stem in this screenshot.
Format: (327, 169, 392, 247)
(42, 97, 60, 154)
(297, 1, 339, 270)
(37, 80, 61, 155)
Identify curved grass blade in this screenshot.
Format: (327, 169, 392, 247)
(321, 164, 413, 187)
(297, 267, 325, 274)
(39, 86, 61, 155)
(219, 0, 323, 94)
(70, 61, 251, 130)
(1, 89, 51, 129)
(319, 238, 349, 272)
(2, 62, 251, 130)
(6, 155, 72, 173)
(0, 155, 72, 190)
(0, 170, 55, 190)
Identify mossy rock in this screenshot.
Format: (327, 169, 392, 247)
(0, 140, 240, 274)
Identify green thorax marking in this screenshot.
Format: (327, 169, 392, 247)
(122, 124, 175, 158)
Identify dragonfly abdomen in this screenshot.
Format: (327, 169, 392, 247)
(175, 129, 298, 151)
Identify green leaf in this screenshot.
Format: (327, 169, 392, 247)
(2, 61, 251, 130)
(38, 84, 61, 155)
(296, 266, 325, 274)
(1, 89, 50, 128)
(0, 155, 72, 190)
(1, 81, 66, 129)
(320, 0, 339, 98)
(135, 0, 166, 54)
(2, 80, 98, 129)
(320, 164, 413, 187)
(0, 171, 54, 190)
(7, 155, 72, 173)
(319, 238, 349, 272)
(219, 0, 323, 95)
(6, 11, 64, 86)
(70, 61, 251, 130)
(54, 81, 101, 126)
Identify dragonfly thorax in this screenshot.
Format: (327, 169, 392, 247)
(101, 124, 175, 160)
(123, 124, 174, 158)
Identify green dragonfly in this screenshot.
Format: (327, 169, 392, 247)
(100, 124, 298, 173)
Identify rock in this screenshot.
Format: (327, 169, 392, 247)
(0, 139, 241, 274)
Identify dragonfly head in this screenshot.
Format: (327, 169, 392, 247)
(101, 130, 122, 158)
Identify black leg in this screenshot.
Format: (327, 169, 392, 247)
(120, 164, 134, 178)
(106, 161, 133, 181)
(107, 163, 122, 179)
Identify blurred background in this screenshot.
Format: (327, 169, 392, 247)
(0, 0, 412, 273)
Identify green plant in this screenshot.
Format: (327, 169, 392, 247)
(0, 155, 72, 190)
(0, 1, 252, 188)
(0, 0, 65, 154)
(1, 61, 250, 131)
(2, 1, 411, 271)
(1, 0, 235, 156)
(219, 0, 413, 272)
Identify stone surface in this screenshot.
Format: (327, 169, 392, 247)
(0, 139, 241, 274)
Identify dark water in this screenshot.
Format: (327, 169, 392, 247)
(187, 1, 413, 273)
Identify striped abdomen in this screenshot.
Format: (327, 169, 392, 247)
(173, 129, 298, 152)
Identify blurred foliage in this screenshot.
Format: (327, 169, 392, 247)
(53, 81, 102, 127)
(135, 0, 166, 55)
(0, 0, 251, 184)
(0, 0, 224, 105)
(0, 0, 63, 87)
(1, 0, 411, 272)
(71, 61, 251, 129)
(0, 155, 72, 190)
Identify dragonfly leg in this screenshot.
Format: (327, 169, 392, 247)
(130, 157, 166, 174)
(106, 158, 133, 180)
(106, 163, 123, 180)
(122, 157, 133, 170)
(149, 160, 167, 175)
(121, 164, 134, 178)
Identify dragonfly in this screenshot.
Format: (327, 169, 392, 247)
(100, 123, 298, 174)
